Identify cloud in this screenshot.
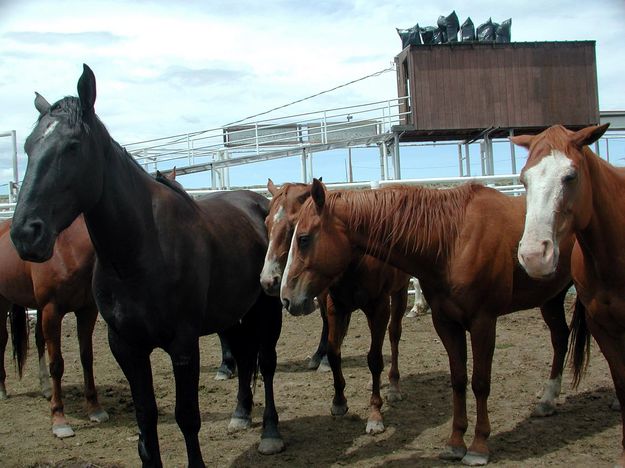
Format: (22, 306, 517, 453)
(4, 30, 124, 46)
(159, 66, 254, 88)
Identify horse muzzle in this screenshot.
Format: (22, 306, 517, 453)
(280, 294, 315, 317)
(10, 218, 55, 262)
(518, 238, 558, 279)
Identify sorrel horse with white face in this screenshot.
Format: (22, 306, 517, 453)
(10, 64, 283, 467)
(513, 123, 625, 466)
(260, 179, 410, 434)
(0, 215, 107, 438)
(280, 178, 573, 465)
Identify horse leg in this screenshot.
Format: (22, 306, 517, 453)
(533, 288, 570, 417)
(363, 297, 391, 434)
(585, 318, 625, 467)
(432, 308, 469, 462)
(326, 295, 352, 416)
(223, 322, 257, 432)
(35, 309, 51, 399)
(463, 316, 497, 466)
(387, 287, 407, 403)
(41, 303, 74, 438)
(309, 295, 330, 371)
(214, 333, 237, 380)
(169, 339, 205, 467)
(0, 299, 8, 399)
(76, 306, 108, 423)
(108, 326, 162, 468)
(256, 294, 285, 455)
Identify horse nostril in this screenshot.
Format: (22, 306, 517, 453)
(272, 275, 280, 287)
(29, 219, 44, 242)
(282, 298, 290, 311)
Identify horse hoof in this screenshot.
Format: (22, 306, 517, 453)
(532, 401, 556, 417)
(365, 419, 385, 434)
(611, 398, 621, 411)
(41, 388, 52, 400)
(228, 417, 251, 432)
(0, 389, 8, 400)
(52, 423, 75, 438)
(307, 354, 322, 370)
(387, 389, 403, 403)
(462, 451, 489, 466)
(331, 403, 348, 416)
(317, 356, 331, 373)
(214, 370, 234, 381)
(439, 445, 467, 461)
(258, 437, 285, 455)
(89, 409, 110, 423)
(406, 308, 418, 318)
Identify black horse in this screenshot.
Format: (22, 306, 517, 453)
(11, 64, 284, 467)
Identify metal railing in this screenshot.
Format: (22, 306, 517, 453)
(124, 97, 411, 174)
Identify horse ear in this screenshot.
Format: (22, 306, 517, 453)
(34, 92, 51, 114)
(77, 64, 97, 113)
(509, 134, 534, 149)
(570, 123, 610, 148)
(170, 167, 177, 181)
(311, 178, 325, 213)
(155, 170, 163, 178)
(267, 178, 278, 196)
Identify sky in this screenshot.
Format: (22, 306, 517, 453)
(1, 0, 624, 191)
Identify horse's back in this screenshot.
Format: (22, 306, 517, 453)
(196, 190, 269, 244)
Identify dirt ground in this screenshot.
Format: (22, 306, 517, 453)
(0, 294, 620, 468)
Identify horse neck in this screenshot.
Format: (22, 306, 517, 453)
(575, 149, 625, 277)
(330, 186, 470, 274)
(84, 141, 160, 277)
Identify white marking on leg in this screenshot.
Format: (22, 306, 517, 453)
(539, 374, 562, 404)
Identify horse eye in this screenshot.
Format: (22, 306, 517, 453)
(298, 234, 310, 249)
(562, 171, 577, 183)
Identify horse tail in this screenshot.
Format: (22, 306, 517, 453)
(9, 305, 29, 379)
(568, 297, 590, 389)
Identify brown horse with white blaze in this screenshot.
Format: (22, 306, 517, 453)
(260, 179, 410, 434)
(513, 123, 625, 467)
(280, 178, 573, 465)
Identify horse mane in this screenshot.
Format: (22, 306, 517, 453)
(326, 183, 484, 259)
(154, 171, 198, 208)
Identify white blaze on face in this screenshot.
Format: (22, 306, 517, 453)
(43, 120, 58, 139)
(280, 220, 299, 301)
(261, 205, 286, 281)
(520, 150, 573, 250)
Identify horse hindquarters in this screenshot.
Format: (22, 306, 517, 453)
(222, 292, 284, 455)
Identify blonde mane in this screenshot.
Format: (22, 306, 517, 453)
(325, 183, 485, 260)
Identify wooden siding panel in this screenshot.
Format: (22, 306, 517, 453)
(401, 41, 598, 132)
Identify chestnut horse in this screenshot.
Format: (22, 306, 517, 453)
(260, 179, 410, 433)
(0, 215, 107, 437)
(280, 178, 573, 465)
(513, 123, 625, 466)
(10, 65, 283, 467)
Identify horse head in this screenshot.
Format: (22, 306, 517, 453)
(11, 64, 107, 262)
(279, 178, 352, 315)
(512, 123, 609, 278)
(260, 179, 315, 296)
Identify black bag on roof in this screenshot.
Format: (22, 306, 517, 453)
(437, 10, 460, 42)
(461, 17, 475, 42)
(496, 18, 512, 43)
(477, 18, 497, 41)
